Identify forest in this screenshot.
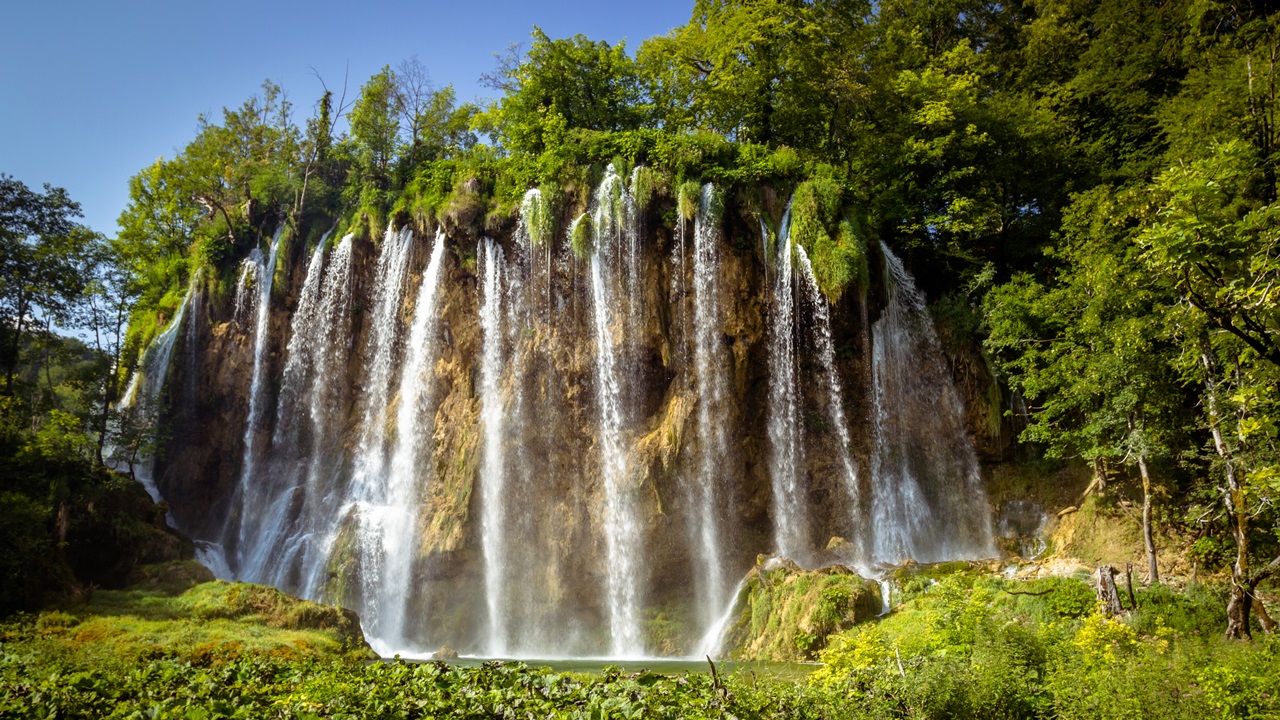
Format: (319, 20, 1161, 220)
(3, 0, 1280, 717)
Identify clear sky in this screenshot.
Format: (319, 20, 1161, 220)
(0, 0, 693, 236)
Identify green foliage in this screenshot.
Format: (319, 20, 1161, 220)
(569, 213, 593, 260)
(789, 178, 866, 302)
(478, 27, 644, 155)
(0, 490, 52, 613)
(629, 165, 664, 211)
(349, 66, 399, 185)
(0, 647, 864, 720)
(814, 574, 1280, 719)
(676, 180, 701, 222)
(518, 187, 555, 247)
(720, 563, 879, 662)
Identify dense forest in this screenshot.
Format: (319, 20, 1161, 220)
(3, 0, 1280, 716)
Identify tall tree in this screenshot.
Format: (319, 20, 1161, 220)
(0, 176, 92, 394)
(986, 185, 1189, 582)
(478, 28, 643, 154)
(1138, 141, 1280, 638)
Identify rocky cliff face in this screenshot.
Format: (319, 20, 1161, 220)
(149, 181, 1005, 657)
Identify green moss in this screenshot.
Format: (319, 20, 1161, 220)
(642, 605, 691, 656)
(443, 174, 486, 231)
(722, 561, 880, 662)
(18, 577, 372, 669)
(676, 180, 701, 222)
(790, 178, 867, 303)
(569, 213, 594, 260)
(519, 187, 555, 247)
(630, 166, 666, 211)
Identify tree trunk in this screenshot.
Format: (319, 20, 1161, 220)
(5, 305, 28, 394)
(1125, 564, 1137, 609)
(1137, 453, 1159, 583)
(1254, 596, 1277, 635)
(1227, 585, 1254, 640)
(1202, 346, 1253, 640)
(1095, 565, 1124, 616)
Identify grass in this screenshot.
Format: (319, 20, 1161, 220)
(3, 575, 373, 672)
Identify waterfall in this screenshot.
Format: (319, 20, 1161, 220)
(272, 230, 334, 451)
(796, 245, 863, 562)
(624, 167, 644, 364)
(690, 183, 730, 634)
(870, 242, 995, 563)
(478, 237, 510, 656)
(586, 165, 644, 657)
(242, 230, 356, 593)
(695, 574, 749, 659)
(766, 205, 809, 563)
(518, 188, 553, 318)
(671, 198, 689, 375)
(245, 229, 350, 589)
(114, 276, 199, 501)
(369, 228, 450, 652)
(237, 230, 332, 586)
(230, 226, 284, 571)
(297, 234, 355, 599)
(160, 178, 1007, 661)
(348, 224, 417, 643)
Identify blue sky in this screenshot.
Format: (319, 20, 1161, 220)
(0, 0, 692, 235)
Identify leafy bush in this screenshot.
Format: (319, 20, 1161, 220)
(813, 573, 1279, 719)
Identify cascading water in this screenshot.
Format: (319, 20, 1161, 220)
(689, 183, 730, 635)
(367, 228, 450, 653)
(795, 245, 863, 562)
(477, 237, 511, 656)
(239, 228, 351, 593)
(349, 224, 418, 645)
(870, 242, 995, 563)
(518, 188, 553, 319)
(114, 277, 199, 500)
(230, 226, 283, 572)
(238, 230, 332, 587)
(151, 178, 1007, 662)
(587, 165, 644, 657)
(273, 231, 333, 452)
(766, 205, 809, 563)
(297, 234, 355, 598)
(670, 185, 691, 375)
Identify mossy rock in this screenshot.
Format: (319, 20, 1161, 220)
(28, 580, 374, 667)
(126, 560, 216, 595)
(719, 559, 880, 661)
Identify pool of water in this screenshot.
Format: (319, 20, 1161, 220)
(390, 655, 818, 681)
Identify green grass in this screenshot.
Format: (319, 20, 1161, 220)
(3, 578, 372, 672)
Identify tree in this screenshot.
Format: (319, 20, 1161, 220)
(349, 66, 400, 182)
(0, 176, 92, 394)
(1138, 141, 1280, 638)
(415, 85, 478, 161)
(986, 185, 1190, 584)
(79, 235, 141, 464)
(637, 0, 844, 146)
(395, 55, 434, 166)
(478, 28, 643, 154)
